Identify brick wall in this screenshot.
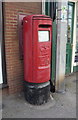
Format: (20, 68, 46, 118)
(3, 2, 42, 94)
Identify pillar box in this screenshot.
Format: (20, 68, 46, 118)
(23, 15, 52, 105)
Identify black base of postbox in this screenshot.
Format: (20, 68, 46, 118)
(24, 81, 50, 105)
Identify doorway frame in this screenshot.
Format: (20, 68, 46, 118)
(65, 2, 75, 74)
(71, 1, 77, 72)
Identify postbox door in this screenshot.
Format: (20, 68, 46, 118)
(32, 20, 52, 83)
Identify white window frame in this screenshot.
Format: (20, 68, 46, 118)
(0, 0, 3, 84)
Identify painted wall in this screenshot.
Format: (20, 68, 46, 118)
(0, 49, 3, 84)
(56, 1, 68, 92)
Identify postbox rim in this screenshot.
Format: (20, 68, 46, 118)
(23, 14, 52, 21)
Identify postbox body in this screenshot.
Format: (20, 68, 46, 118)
(23, 15, 52, 84)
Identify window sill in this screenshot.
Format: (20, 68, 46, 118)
(0, 84, 8, 89)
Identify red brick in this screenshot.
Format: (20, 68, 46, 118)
(3, 2, 41, 94)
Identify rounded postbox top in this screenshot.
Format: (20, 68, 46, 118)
(23, 14, 52, 21)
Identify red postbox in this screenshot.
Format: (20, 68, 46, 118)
(23, 15, 52, 105)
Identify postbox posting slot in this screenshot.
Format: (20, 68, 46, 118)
(39, 24, 51, 28)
